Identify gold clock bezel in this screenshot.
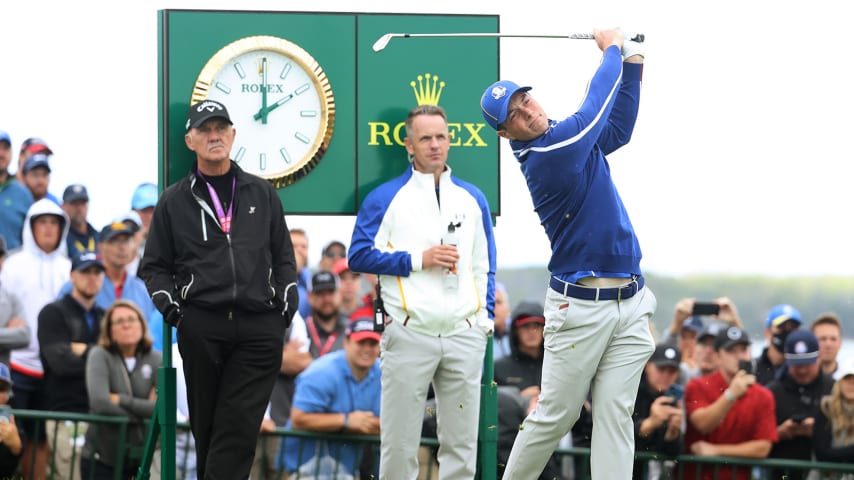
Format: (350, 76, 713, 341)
(190, 35, 335, 188)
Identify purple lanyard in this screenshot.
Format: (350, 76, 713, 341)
(200, 175, 235, 234)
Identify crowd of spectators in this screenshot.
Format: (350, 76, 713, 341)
(2, 130, 853, 479)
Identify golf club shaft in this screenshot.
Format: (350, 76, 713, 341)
(373, 32, 644, 52)
(401, 33, 642, 41)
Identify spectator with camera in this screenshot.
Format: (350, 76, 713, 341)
(766, 329, 835, 480)
(756, 304, 802, 386)
(661, 298, 744, 384)
(0, 362, 22, 478)
(633, 343, 685, 479)
(684, 326, 777, 480)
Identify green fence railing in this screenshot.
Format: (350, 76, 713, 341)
(9, 410, 854, 480)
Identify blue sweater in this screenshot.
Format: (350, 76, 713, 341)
(0, 177, 33, 251)
(508, 46, 643, 276)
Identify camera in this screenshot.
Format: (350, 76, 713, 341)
(790, 413, 807, 423)
(692, 302, 720, 316)
(664, 383, 684, 405)
(738, 359, 753, 375)
(0, 405, 11, 423)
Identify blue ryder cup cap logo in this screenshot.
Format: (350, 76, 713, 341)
(490, 85, 508, 100)
(793, 341, 808, 354)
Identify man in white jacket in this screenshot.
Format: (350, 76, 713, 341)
(349, 104, 497, 479)
(0, 197, 70, 479)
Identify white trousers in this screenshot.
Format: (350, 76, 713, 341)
(378, 321, 487, 480)
(503, 285, 656, 480)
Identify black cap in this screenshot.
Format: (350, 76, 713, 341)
(71, 251, 104, 272)
(185, 99, 232, 131)
(698, 323, 723, 343)
(310, 270, 338, 293)
(714, 326, 751, 351)
(62, 184, 89, 203)
(649, 344, 681, 368)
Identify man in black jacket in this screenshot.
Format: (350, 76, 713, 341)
(140, 99, 298, 480)
(38, 251, 105, 479)
(766, 329, 835, 480)
(632, 343, 684, 479)
(494, 301, 562, 479)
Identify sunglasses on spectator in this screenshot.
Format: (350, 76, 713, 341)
(324, 250, 346, 258)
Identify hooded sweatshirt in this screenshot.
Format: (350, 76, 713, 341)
(0, 198, 70, 376)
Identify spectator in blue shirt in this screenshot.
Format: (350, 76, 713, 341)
(0, 131, 34, 251)
(279, 315, 381, 478)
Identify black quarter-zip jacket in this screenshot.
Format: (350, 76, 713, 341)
(140, 161, 297, 323)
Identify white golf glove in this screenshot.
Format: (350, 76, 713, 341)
(622, 40, 645, 60)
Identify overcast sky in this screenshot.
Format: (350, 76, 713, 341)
(2, 0, 851, 278)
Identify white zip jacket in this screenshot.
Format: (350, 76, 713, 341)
(349, 164, 496, 337)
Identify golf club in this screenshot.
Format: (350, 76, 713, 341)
(372, 32, 644, 52)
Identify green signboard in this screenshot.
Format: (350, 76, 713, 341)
(158, 10, 500, 215)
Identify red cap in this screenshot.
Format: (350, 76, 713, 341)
(332, 257, 356, 276)
(347, 307, 381, 342)
(514, 315, 545, 327)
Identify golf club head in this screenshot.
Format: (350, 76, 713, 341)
(372, 34, 394, 52)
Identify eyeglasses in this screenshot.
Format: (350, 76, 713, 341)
(110, 316, 139, 326)
(324, 250, 346, 259)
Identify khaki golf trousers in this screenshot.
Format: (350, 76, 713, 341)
(503, 285, 656, 480)
(379, 320, 487, 480)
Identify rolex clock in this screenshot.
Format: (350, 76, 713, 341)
(191, 35, 335, 188)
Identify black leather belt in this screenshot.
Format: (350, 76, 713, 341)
(549, 275, 644, 301)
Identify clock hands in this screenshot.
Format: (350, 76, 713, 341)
(259, 57, 269, 125)
(253, 92, 294, 121)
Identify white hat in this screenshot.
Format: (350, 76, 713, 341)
(835, 358, 854, 380)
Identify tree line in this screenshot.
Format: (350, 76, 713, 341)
(496, 267, 854, 339)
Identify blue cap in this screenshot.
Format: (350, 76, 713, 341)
(21, 152, 51, 174)
(0, 362, 12, 386)
(765, 304, 802, 329)
(784, 329, 819, 366)
(131, 182, 158, 210)
(480, 80, 531, 130)
(682, 315, 705, 334)
(0, 130, 10, 145)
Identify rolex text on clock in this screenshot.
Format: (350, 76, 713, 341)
(191, 35, 335, 188)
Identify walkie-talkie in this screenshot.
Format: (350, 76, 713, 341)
(373, 281, 386, 333)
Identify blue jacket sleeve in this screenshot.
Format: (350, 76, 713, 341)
(349, 187, 413, 277)
(597, 59, 642, 155)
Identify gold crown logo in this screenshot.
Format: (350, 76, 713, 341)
(410, 73, 445, 105)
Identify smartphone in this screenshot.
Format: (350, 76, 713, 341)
(738, 359, 753, 375)
(692, 302, 720, 316)
(0, 405, 11, 423)
(664, 383, 684, 405)
(790, 413, 807, 423)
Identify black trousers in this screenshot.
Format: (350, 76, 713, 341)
(177, 306, 286, 480)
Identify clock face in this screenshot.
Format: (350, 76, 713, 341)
(191, 36, 335, 188)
